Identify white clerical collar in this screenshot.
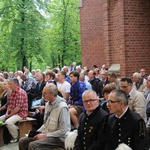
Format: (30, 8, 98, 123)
(115, 107, 128, 119)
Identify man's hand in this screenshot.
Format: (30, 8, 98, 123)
(68, 104, 74, 109)
(5, 114, 11, 119)
(33, 133, 46, 140)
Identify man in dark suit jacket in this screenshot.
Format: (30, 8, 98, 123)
(73, 90, 108, 150)
(105, 89, 149, 150)
(88, 70, 103, 97)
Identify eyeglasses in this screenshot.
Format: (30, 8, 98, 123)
(107, 100, 121, 104)
(120, 84, 130, 89)
(83, 99, 98, 103)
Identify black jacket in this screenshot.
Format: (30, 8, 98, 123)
(73, 106, 108, 150)
(105, 108, 149, 150)
(89, 78, 103, 97)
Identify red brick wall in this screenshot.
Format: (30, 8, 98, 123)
(106, 0, 126, 75)
(80, 0, 106, 69)
(80, 0, 150, 76)
(124, 0, 150, 76)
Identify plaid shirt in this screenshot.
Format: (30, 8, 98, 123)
(8, 87, 28, 119)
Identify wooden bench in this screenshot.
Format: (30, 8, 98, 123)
(0, 117, 37, 146)
(28, 111, 35, 117)
(0, 123, 6, 146)
(18, 117, 37, 138)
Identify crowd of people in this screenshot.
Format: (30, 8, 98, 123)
(0, 62, 150, 150)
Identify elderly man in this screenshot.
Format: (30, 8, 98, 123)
(0, 78, 28, 143)
(21, 75, 37, 92)
(120, 77, 146, 122)
(19, 83, 71, 150)
(132, 72, 147, 93)
(73, 90, 108, 150)
(105, 89, 149, 150)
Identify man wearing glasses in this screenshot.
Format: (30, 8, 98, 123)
(120, 77, 146, 122)
(105, 89, 149, 150)
(19, 83, 71, 150)
(73, 90, 108, 150)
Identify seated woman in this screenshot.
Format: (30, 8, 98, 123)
(28, 72, 46, 111)
(0, 80, 11, 116)
(100, 83, 116, 113)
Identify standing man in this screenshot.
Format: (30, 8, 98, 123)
(0, 78, 28, 143)
(105, 89, 149, 150)
(73, 90, 108, 150)
(120, 77, 146, 122)
(19, 83, 71, 150)
(57, 71, 71, 101)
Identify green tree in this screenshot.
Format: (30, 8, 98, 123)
(0, 0, 81, 71)
(46, 0, 81, 68)
(0, 0, 47, 71)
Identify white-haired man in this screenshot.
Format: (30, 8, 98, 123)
(132, 72, 147, 93)
(19, 83, 71, 150)
(73, 90, 108, 150)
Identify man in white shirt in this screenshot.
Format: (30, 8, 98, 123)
(57, 71, 71, 101)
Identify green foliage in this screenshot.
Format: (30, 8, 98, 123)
(0, 0, 81, 71)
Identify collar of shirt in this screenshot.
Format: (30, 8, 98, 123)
(115, 107, 128, 119)
(128, 87, 135, 97)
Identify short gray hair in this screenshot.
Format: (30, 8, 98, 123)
(82, 90, 97, 99)
(133, 72, 142, 79)
(110, 89, 128, 106)
(9, 78, 19, 86)
(47, 83, 58, 96)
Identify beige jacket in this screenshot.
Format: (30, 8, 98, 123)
(128, 88, 146, 122)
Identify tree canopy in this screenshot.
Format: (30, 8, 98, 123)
(0, 0, 81, 71)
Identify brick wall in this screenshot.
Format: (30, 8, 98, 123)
(80, 0, 150, 77)
(124, 0, 150, 76)
(80, 0, 106, 69)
